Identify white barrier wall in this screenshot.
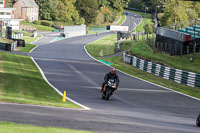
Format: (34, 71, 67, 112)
(64, 25, 86, 38)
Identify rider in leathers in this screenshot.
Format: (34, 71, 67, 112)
(101, 67, 119, 94)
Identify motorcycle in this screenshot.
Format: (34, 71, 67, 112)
(196, 113, 200, 127)
(102, 79, 117, 100)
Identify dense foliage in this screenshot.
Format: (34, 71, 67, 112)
(129, 0, 200, 26)
(33, 0, 129, 25)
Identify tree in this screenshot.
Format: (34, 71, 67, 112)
(193, 1, 200, 17)
(76, 0, 98, 25)
(35, 0, 56, 20)
(98, 0, 108, 8)
(128, 0, 166, 12)
(144, 24, 153, 34)
(160, 0, 188, 26)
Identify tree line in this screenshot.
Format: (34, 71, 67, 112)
(129, 0, 200, 26)
(33, 0, 129, 25)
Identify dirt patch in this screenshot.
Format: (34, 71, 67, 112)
(100, 50, 103, 57)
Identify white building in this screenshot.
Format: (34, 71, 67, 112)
(0, 0, 22, 30)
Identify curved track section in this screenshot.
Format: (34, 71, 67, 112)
(0, 12, 200, 133)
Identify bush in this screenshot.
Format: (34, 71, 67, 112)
(33, 20, 42, 25)
(21, 31, 33, 37)
(41, 20, 53, 27)
(53, 21, 71, 27)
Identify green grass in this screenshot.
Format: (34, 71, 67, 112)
(116, 14, 126, 25)
(85, 34, 117, 57)
(20, 31, 33, 37)
(21, 22, 54, 31)
(0, 122, 93, 133)
(21, 35, 41, 44)
(0, 38, 14, 44)
(87, 31, 98, 34)
(17, 35, 41, 53)
(17, 44, 36, 53)
(0, 52, 80, 108)
(130, 40, 200, 74)
(125, 10, 153, 32)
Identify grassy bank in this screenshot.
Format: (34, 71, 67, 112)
(85, 35, 200, 99)
(86, 34, 117, 57)
(0, 122, 93, 133)
(128, 40, 200, 74)
(0, 52, 80, 108)
(0, 38, 14, 44)
(21, 22, 54, 31)
(116, 14, 126, 25)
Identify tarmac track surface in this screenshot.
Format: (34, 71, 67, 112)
(0, 12, 200, 133)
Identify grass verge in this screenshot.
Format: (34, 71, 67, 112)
(116, 14, 126, 25)
(0, 52, 80, 108)
(129, 40, 200, 74)
(0, 38, 14, 44)
(0, 122, 93, 133)
(21, 22, 54, 31)
(85, 34, 117, 57)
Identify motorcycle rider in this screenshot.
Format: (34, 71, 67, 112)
(101, 67, 120, 94)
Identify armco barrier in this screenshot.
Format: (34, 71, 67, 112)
(123, 53, 200, 88)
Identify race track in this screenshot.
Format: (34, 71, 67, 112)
(0, 12, 200, 133)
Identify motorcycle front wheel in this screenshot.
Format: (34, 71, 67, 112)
(105, 89, 112, 100)
(102, 93, 105, 99)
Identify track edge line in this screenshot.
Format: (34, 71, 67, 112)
(31, 57, 91, 110)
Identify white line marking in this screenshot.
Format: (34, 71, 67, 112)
(31, 57, 91, 110)
(26, 35, 91, 110)
(119, 88, 171, 92)
(29, 45, 38, 54)
(30, 34, 44, 45)
(81, 86, 171, 93)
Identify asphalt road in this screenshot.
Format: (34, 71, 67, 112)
(0, 12, 200, 133)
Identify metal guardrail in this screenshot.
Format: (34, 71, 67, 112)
(123, 53, 200, 88)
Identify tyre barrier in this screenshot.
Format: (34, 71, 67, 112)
(123, 53, 200, 88)
(0, 41, 17, 51)
(12, 39, 26, 47)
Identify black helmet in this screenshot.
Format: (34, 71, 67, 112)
(110, 67, 116, 74)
